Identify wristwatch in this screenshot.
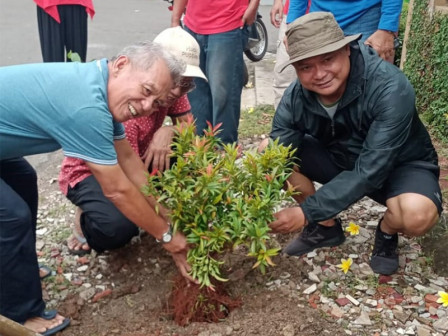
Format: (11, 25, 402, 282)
(156, 224, 173, 244)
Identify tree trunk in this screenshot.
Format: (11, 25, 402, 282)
(400, 0, 415, 70)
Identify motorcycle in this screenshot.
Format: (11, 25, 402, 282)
(245, 12, 268, 62)
(243, 12, 268, 85)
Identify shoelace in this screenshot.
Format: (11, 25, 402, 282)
(301, 223, 318, 239)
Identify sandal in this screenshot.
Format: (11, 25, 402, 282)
(66, 224, 91, 256)
(23, 310, 70, 336)
(39, 264, 53, 280)
(40, 310, 71, 336)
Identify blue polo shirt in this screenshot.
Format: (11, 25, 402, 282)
(0, 59, 125, 164)
(287, 0, 403, 33)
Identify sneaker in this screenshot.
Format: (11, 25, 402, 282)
(369, 220, 399, 275)
(283, 218, 346, 256)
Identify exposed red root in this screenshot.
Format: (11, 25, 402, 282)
(168, 275, 242, 326)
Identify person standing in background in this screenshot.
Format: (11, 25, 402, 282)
(34, 0, 95, 62)
(271, 0, 308, 109)
(171, 0, 259, 145)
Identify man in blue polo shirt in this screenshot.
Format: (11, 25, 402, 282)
(0, 41, 192, 335)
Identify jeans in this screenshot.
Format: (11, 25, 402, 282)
(184, 26, 248, 145)
(0, 158, 45, 323)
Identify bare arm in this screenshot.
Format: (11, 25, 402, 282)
(242, 0, 260, 26)
(86, 145, 168, 242)
(270, 0, 284, 28)
(171, 0, 188, 27)
(86, 140, 195, 281)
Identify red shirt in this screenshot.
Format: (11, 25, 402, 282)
(34, 0, 95, 23)
(184, 0, 249, 35)
(58, 95, 191, 195)
(284, 0, 290, 14)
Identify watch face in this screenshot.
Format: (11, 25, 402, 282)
(162, 232, 172, 243)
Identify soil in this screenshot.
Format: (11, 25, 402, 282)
(31, 135, 448, 336)
(58, 238, 347, 336)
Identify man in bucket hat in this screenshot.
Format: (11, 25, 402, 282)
(261, 12, 442, 275)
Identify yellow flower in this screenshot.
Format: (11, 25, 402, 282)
(337, 258, 353, 274)
(247, 107, 254, 114)
(345, 221, 360, 236)
(437, 291, 448, 307)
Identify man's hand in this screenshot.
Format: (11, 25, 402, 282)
(269, 207, 306, 233)
(270, 0, 284, 28)
(241, 1, 259, 27)
(143, 126, 175, 171)
(163, 231, 198, 283)
(170, 251, 198, 283)
(364, 30, 395, 63)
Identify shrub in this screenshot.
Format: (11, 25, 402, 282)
(403, 1, 448, 140)
(143, 117, 296, 287)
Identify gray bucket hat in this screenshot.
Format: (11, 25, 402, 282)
(280, 12, 361, 72)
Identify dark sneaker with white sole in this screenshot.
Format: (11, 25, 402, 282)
(283, 218, 346, 256)
(369, 220, 399, 275)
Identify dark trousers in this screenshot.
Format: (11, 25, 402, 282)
(37, 4, 88, 62)
(298, 136, 442, 213)
(66, 175, 140, 252)
(0, 158, 45, 323)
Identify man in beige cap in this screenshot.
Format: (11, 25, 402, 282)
(59, 27, 206, 259)
(263, 12, 442, 275)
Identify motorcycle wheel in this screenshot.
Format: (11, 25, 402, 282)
(244, 18, 268, 62)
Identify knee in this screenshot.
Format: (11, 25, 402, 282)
(27, 168, 38, 185)
(85, 216, 139, 251)
(1, 205, 32, 234)
(401, 210, 438, 237)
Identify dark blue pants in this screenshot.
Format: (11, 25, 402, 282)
(0, 158, 45, 323)
(66, 175, 139, 252)
(36, 4, 88, 62)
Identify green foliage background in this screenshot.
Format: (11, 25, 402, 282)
(402, 0, 448, 140)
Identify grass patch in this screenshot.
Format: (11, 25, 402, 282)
(239, 104, 275, 138)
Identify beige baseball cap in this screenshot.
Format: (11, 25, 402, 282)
(154, 26, 207, 81)
(280, 12, 361, 72)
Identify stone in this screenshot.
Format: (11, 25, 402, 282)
(433, 317, 448, 331)
(365, 299, 378, 307)
(415, 325, 431, 336)
(303, 284, 317, 295)
(282, 324, 295, 336)
(336, 298, 351, 307)
(308, 272, 320, 283)
(353, 311, 372, 326)
(393, 310, 411, 324)
(330, 306, 345, 319)
(345, 294, 360, 306)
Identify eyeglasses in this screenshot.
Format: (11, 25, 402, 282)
(179, 79, 196, 93)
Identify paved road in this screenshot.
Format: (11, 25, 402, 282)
(0, 0, 278, 66)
